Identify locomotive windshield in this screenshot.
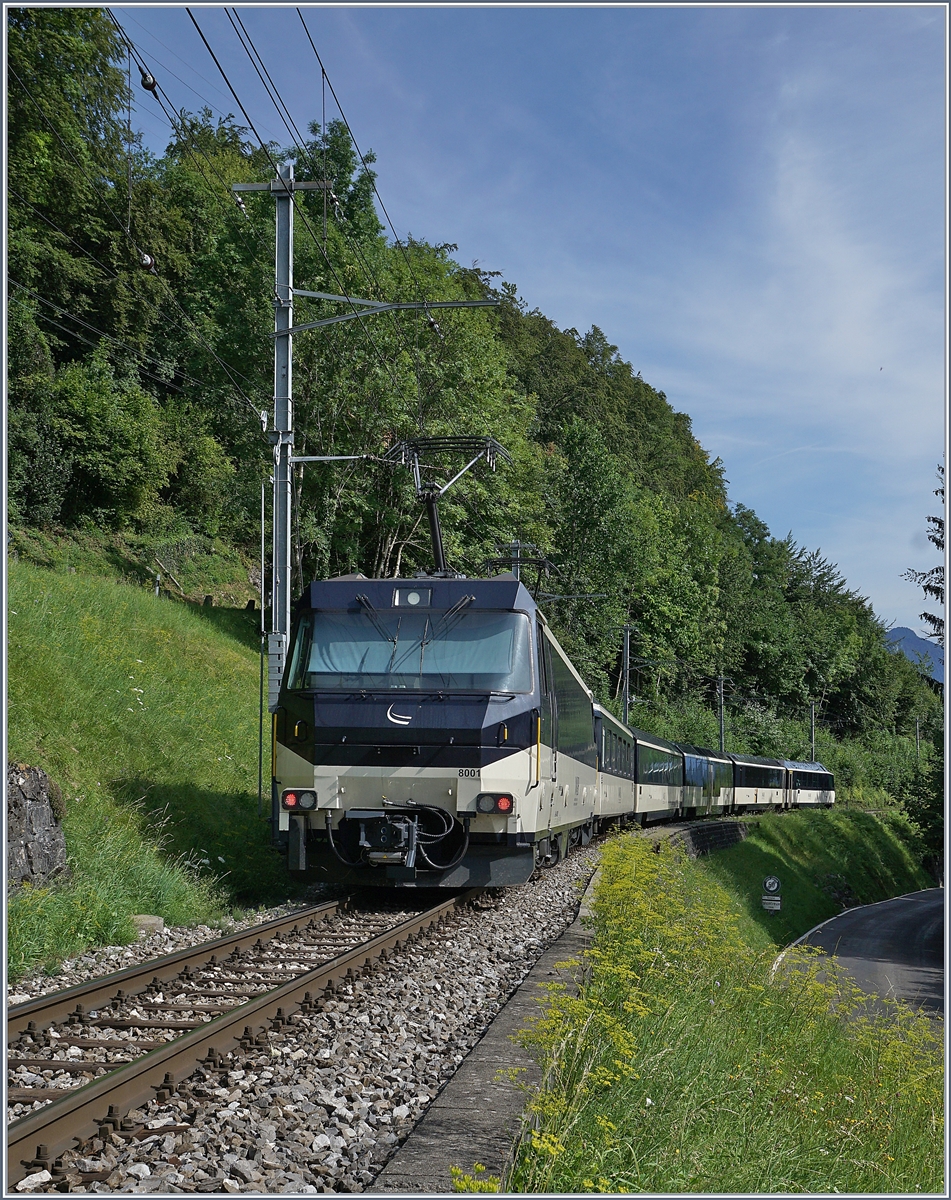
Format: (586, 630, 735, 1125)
(287, 609, 533, 692)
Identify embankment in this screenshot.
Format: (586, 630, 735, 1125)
(506, 816, 941, 1194)
(7, 562, 291, 981)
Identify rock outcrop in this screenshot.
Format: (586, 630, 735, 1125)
(7, 762, 69, 889)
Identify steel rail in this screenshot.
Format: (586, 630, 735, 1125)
(7, 901, 339, 1039)
(8, 891, 478, 1183)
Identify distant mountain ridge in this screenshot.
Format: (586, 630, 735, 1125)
(886, 627, 944, 684)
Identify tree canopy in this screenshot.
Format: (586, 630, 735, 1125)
(6, 8, 941, 824)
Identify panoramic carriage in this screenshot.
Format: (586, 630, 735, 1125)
(680, 743, 734, 817)
(727, 752, 787, 811)
(782, 760, 835, 808)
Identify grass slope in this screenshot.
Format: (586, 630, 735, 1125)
(507, 828, 942, 1194)
(7, 561, 292, 981)
(699, 809, 932, 950)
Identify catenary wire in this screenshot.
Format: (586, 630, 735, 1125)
(8, 177, 268, 400)
(10, 281, 207, 390)
(296, 10, 507, 425)
(296, 9, 438, 310)
(225, 7, 427, 392)
(185, 6, 416, 414)
(11, 293, 186, 395)
(7, 187, 122, 282)
(107, 12, 272, 269)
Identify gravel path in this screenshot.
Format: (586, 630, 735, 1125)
(14, 851, 597, 1194)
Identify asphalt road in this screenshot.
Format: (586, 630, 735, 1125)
(801, 888, 944, 1014)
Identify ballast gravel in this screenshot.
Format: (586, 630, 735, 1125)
(17, 850, 597, 1193)
(8, 892, 336, 1007)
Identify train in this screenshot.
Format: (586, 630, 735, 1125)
(271, 572, 834, 887)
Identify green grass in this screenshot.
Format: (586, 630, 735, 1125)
(698, 809, 932, 951)
(9, 524, 260, 607)
(7, 560, 296, 982)
(506, 832, 943, 1194)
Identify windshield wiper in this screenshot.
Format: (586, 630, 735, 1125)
(420, 594, 476, 646)
(355, 594, 397, 645)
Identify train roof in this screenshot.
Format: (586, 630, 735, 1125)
(593, 704, 633, 734)
(679, 743, 732, 764)
(727, 752, 786, 768)
(629, 727, 682, 754)
(781, 760, 831, 772)
(295, 572, 538, 614)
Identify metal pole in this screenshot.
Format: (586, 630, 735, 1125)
(718, 674, 725, 754)
(424, 492, 447, 573)
(622, 626, 630, 726)
(916, 718, 920, 762)
(269, 163, 294, 712)
(258, 480, 266, 818)
(810, 701, 816, 762)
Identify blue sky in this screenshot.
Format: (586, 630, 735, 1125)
(117, 4, 947, 633)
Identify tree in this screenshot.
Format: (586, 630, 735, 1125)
(903, 465, 945, 645)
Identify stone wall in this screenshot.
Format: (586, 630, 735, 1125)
(7, 762, 69, 889)
(671, 820, 749, 859)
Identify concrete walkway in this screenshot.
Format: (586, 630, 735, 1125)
(369, 881, 595, 1194)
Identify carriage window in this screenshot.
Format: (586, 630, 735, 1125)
(734, 762, 784, 789)
(549, 642, 597, 767)
(637, 743, 683, 787)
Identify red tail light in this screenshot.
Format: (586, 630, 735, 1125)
(475, 793, 516, 815)
(282, 789, 317, 810)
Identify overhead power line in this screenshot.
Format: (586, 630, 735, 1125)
(106, 10, 271, 269)
(184, 6, 417, 413)
(9, 280, 206, 389)
(229, 8, 440, 412)
(295, 8, 431, 307)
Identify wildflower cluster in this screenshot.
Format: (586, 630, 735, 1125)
(449, 1163, 501, 1193)
(507, 834, 943, 1194)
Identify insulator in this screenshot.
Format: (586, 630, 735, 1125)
(139, 251, 156, 271)
(233, 193, 247, 217)
(140, 71, 157, 92)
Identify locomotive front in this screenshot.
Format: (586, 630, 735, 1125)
(272, 574, 545, 886)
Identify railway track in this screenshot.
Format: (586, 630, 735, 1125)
(7, 891, 479, 1187)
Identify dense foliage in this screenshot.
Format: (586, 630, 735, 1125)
(6, 9, 941, 838)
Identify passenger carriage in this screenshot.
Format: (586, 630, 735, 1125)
(782, 760, 835, 808)
(593, 705, 637, 824)
(728, 752, 786, 811)
(633, 730, 684, 820)
(680, 744, 734, 816)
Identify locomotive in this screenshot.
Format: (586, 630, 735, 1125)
(271, 572, 833, 886)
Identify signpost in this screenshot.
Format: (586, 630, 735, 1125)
(762, 875, 782, 912)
